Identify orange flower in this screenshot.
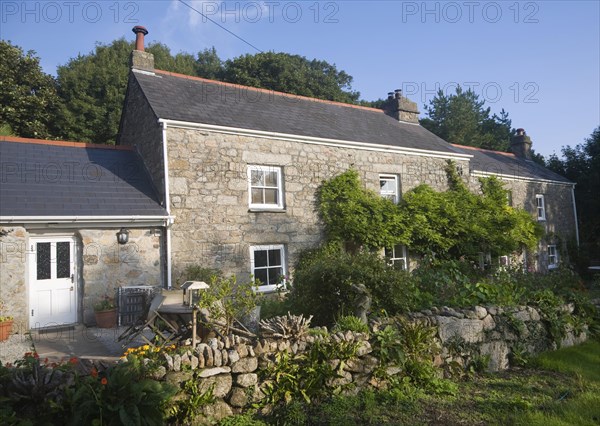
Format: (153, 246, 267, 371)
(90, 367, 98, 378)
(69, 357, 78, 364)
(101, 377, 108, 385)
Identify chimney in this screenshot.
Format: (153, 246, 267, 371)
(130, 26, 154, 72)
(383, 89, 420, 124)
(510, 128, 532, 160)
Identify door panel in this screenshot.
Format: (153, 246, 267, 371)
(29, 237, 77, 328)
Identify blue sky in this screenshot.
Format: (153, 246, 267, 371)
(1, 0, 598, 158)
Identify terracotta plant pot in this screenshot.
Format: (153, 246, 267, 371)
(0, 320, 14, 341)
(95, 309, 117, 328)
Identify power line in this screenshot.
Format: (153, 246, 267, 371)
(177, 0, 264, 53)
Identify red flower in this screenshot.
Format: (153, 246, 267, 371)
(101, 377, 108, 385)
(69, 357, 78, 365)
(33, 352, 39, 359)
(90, 367, 98, 378)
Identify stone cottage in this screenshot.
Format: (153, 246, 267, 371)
(118, 27, 577, 288)
(0, 26, 578, 331)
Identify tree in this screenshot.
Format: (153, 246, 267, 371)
(420, 86, 515, 151)
(56, 39, 201, 145)
(222, 52, 360, 103)
(0, 41, 61, 139)
(547, 127, 600, 256)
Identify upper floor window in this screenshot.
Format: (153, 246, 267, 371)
(248, 165, 283, 210)
(250, 244, 286, 292)
(379, 174, 399, 204)
(384, 244, 408, 270)
(548, 245, 559, 269)
(536, 194, 546, 221)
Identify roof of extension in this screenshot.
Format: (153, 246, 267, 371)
(131, 69, 467, 157)
(453, 144, 573, 184)
(0, 137, 168, 217)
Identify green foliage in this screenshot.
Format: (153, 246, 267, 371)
(69, 356, 176, 425)
(289, 243, 420, 325)
(166, 376, 215, 424)
(218, 414, 267, 426)
(316, 166, 542, 263)
(0, 41, 62, 139)
(317, 169, 410, 250)
(333, 315, 369, 334)
(419, 86, 515, 151)
(198, 275, 261, 335)
(372, 325, 405, 367)
(547, 126, 600, 260)
(222, 51, 360, 104)
(258, 339, 358, 415)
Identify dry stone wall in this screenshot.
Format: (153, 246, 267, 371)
(145, 304, 587, 421)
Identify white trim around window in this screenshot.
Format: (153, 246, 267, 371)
(250, 244, 287, 292)
(379, 174, 400, 204)
(536, 194, 546, 221)
(547, 245, 559, 269)
(384, 244, 408, 270)
(247, 165, 284, 210)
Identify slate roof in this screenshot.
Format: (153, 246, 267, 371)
(453, 144, 573, 184)
(0, 137, 167, 217)
(132, 70, 467, 156)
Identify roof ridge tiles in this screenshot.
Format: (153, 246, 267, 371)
(0, 136, 134, 151)
(152, 69, 384, 113)
(451, 143, 516, 158)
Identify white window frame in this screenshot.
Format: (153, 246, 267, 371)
(379, 174, 399, 204)
(536, 194, 546, 221)
(547, 245, 559, 269)
(250, 244, 287, 292)
(384, 244, 408, 270)
(247, 165, 284, 210)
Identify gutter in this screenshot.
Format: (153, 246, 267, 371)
(571, 185, 580, 247)
(158, 118, 473, 161)
(161, 120, 173, 290)
(0, 216, 169, 224)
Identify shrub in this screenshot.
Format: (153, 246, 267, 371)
(333, 315, 369, 334)
(289, 243, 424, 325)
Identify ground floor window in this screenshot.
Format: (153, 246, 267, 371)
(547, 245, 559, 269)
(250, 244, 286, 292)
(384, 245, 408, 270)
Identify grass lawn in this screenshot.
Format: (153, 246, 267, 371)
(300, 340, 600, 425)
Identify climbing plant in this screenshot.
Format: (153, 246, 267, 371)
(316, 163, 543, 261)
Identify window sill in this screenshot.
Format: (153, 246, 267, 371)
(248, 208, 287, 213)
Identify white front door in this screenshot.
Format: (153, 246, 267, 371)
(29, 237, 77, 328)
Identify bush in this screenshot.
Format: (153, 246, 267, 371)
(333, 315, 369, 334)
(289, 243, 423, 325)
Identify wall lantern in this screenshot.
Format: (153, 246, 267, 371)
(116, 228, 130, 245)
(181, 281, 210, 307)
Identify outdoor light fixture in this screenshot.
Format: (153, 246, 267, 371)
(116, 228, 130, 245)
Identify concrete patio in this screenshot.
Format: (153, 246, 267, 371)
(29, 325, 153, 363)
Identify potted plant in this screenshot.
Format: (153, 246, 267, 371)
(94, 295, 117, 328)
(0, 298, 14, 341)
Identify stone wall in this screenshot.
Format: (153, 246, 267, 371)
(0, 227, 27, 332)
(145, 304, 587, 421)
(118, 73, 166, 206)
(165, 127, 467, 282)
(467, 176, 577, 270)
(79, 228, 163, 325)
(0, 226, 163, 329)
